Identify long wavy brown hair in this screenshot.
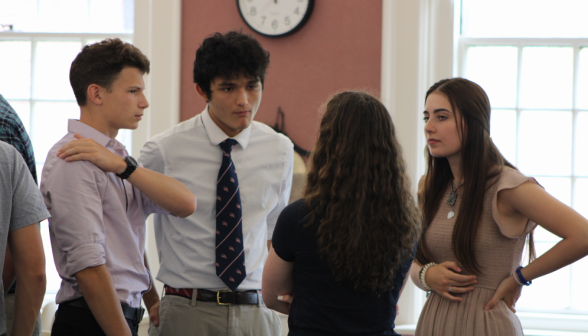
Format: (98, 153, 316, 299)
(415, 78, 535, 273)
(304, 91, 421, 296)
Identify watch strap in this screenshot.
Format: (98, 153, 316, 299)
(116, 156, 138, 180)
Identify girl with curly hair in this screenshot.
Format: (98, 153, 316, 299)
(262, 91, 421, 336)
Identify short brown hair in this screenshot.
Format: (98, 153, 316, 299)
(70, 38, 150, 106)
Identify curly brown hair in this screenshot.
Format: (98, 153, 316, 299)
(304, 91, 421, 296)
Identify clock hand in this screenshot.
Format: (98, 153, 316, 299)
(261, 0, 272, 12)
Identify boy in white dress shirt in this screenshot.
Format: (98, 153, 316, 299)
(139, 31, 294, 336)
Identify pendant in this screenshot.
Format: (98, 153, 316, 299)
(447, 210, 455, 219)
(446, 191, 457, 206)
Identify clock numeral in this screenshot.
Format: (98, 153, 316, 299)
(294, 7, 300, 15)
(297, 0, 303, 2)
(284, 16, 291, 25)
(247, 0, 253, 2)
(272, 20, 278, 30)
(261, 16, 266, 24)
(250, 6, 257, 16)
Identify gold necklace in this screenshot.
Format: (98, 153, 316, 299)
(446, 180, 463, 219)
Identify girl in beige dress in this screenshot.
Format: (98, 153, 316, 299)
(411, 78, 588, 336)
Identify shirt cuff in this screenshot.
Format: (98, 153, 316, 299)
(65, 243, 106, 277)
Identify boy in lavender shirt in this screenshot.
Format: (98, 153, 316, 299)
(40, 39, 196, 336)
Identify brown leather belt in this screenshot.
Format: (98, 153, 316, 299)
(61, 296, 145, 324)
(164, 285, 262, 305)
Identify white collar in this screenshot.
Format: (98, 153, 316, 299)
(201, 105, 251, 149)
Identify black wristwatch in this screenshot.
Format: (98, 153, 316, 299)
(116, 156, 138, 180)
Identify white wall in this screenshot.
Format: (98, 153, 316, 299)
(133, 0, 182, 296)
(380, 0, 455, 326)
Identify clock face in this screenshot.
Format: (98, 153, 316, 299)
(237, 0, 314, 37)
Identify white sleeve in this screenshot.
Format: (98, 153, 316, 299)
(266, 146, 294, 238)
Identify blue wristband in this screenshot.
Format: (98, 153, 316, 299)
(515, 266, 532, 286)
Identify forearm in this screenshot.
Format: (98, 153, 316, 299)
(11, 265, 45, 336)
(264, 291, 291, 315)
(2, 246, 15, 294)
(127, 167, 196, 218)
(522, 236, 588, 281)
(75, 265, 132, 336)
(262, 247, 294, 314)
(9, 224, 46, 336)
(409, 262, 427, 291)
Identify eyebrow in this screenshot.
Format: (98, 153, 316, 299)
(218, 78, 260, 86)
(423, 108, 451, 114)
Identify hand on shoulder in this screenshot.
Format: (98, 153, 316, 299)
(57, 133, 126, 174)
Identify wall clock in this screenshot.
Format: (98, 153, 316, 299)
(237, 0, 314, 37)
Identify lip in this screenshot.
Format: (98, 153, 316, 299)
(427, 138, 440, 145)
(135, 114, 143, 120)
(234, 110, 250, 117)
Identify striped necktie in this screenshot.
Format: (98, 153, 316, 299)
(215, 139, 246, 291)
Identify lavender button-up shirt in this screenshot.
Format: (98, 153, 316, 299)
(41, 120, 168, 308)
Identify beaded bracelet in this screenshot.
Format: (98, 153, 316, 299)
(419, 262, 437, 291)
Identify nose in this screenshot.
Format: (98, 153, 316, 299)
(424, 118, 434, 134)
(235, 87, 249, 107)
(140, 92, 149, 109)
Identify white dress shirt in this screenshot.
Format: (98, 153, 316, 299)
(139, 107, 294, 290)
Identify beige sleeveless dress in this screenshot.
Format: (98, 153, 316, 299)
(415, 167, 538, 336)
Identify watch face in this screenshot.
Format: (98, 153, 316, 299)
(237, 0, 314, 37)
(126, 156, 138, 167)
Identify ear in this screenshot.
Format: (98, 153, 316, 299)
(86, 84, 104, 106)
(194, 84, 209, 103)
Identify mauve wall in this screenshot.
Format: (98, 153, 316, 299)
(181, 0, 382, 151)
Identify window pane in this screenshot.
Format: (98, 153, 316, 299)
(462, 0, 588, 38)
(6, 100, 31, 134)
(33, 41, 81, 101)
(535, 176, 571, 207)
(571, 256, 588, 311)
(490, 109, 516, 164)
(533, 226, 560, 244)
(0, 0, 37, 32)
(574, 178, 588, 219)
(0, 0, 133, 33)
(517, 242, 570, 310)
(519, 47, 573, 110)
(31, 101, 79, 163)
(518, 111, 572, 176)
(40, 220, 61, 294)
(577, 48, 588, 110)
(575, 112, 588, 176)
(465, 47, 517, 108)
(0, 41, 31, 99)
(116, 129, 132, 154)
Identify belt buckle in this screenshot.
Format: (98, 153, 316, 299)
(217, 290, 232, 305)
